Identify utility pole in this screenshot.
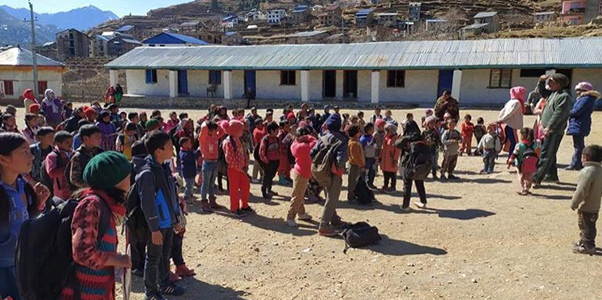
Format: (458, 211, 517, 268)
(29, 0, 39, 97)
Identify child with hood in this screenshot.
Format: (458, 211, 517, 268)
(223, 120, 252, 216)
(41, 89, 64, 128)
(498, 86, 526, 160)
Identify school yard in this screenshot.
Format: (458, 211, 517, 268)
(15, 107, 602, 300)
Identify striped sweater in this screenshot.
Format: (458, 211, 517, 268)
(60, 190, 123, 300)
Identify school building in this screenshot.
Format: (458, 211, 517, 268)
(105, 38, 602, 106)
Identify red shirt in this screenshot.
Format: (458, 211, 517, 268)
(461, 121, 475, 138)
(253, 127, 266, 146)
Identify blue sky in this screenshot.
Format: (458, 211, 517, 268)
(3, 0, 192, 17)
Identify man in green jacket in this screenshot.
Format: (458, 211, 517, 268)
(534, 73, 573, 186)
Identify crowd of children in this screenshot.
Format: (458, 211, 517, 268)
(1, 86, 601, 300)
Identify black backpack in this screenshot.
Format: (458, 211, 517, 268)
(403, 141, 432, 181)
(354, 177, 375, 205)
(39, 149, 63, 197)
(340, 222, 381, 254)
(16, 195, 110, 300)
(126, 166, 161, 241)
(253, 136, 268, 170)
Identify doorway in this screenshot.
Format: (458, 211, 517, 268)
(177, 70, 188, 95)
(437, 70, 454, 98)
(323, 70, 336, 98)
(244, 70, 256, 96)
(343, 70, 357, 99)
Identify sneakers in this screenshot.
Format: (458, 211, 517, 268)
(573, 244, 596, 255)
(298, 213, 313, 221)
(175, 264, 196, 278)
(230, 209, 248, 217)
(479, 169, 487, 174)
(318, 226, 337, 236)
(286, 219, 298, 227)
(144, 292, 167, 300)
(400, 207, 412, 213)
(201, 200, 213, 213)
(440, 174, 447, 181)
(159, 284, 187, 296)
(241, 206, 255, 214)
(414, 202, 427, 209)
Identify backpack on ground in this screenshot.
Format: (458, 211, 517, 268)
(340, 222, 381, 254)
(403, 141, 432, 181)
(354, 177, 375, 205)
(311, 138, 343, 187)
(16, 196, 110, 300)
(520, 144, 539, 173)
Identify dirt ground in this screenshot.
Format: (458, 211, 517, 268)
(10, 106, 602, 300)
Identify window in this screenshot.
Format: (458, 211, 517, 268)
(387, 70, 405, 87)
(489, 69, 512, 88)
(209, 70, 222, 85)
(520, 69, 547, 78)
(3, 80, 13, 95)
(145, 69, 157, 84)
(280, 70, 296, 85)
(38, 81, 48, 95)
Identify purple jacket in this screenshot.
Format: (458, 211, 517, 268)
(41, 98, 64, 125)
(96, 121, 117, 151)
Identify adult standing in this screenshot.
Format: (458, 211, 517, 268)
(105, 85, 115, 106)
(22, 89, 38, 113)
(566, 82, 599, 170)
(498, 86, 526, 159)
(533, 74, 573, 186)
(41, 89, 64, 129)
(115, 84, 124, 104)
(434, 90, 459, 121)
(245, 87, 255, 109)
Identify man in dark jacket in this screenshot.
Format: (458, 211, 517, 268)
(63, 107, 84, 133)
(566, 82, 600, 170)
(533, 74, 573, 186)
(310, 114, 348, 236)
(137, 131, 186, 299)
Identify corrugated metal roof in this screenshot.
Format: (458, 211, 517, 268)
(356, 9, 374, 15)
(474, 12, 498, 18)
(105, 38, 602, 71)
(143, 32, 209, 45)
(462, 23, 490, 30)
(0, 47, 64, 67)
(117, 25, 135, 32)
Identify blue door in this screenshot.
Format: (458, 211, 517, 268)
(178, 70, 188, 95)
(244, 70, 256, 96)
(437, 70, 454, 98)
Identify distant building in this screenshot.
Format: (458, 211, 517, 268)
(223, 32, 247, 45)
(408, 2, 422, 22)
(116, 25, 143, 40)
(180, 21, 201, 32)
(473, 12, 500, 32)
(356, 9, 375, 27)
(90, 35, 110, 57)
(143, 32, 209, 47)
(268, 9, 287, 24)
(290, 5, 311, 24)
(562, 0, 602, 24)
(107, 34, 142, 57)
(285, 30, 329, 44)
(534, 12, 557, 23)
(221, 15, 240, 28)
(56, 29, 89, 61)
(585, 0, 602, 22)
(246, 9, 266, 22)
(425, 19, 447, 32)
(0, 46, 65, 100)
(318, 4, 342, 27)
(377, 13, 398, 26)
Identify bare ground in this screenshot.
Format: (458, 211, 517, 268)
(12, 106, 601, 300)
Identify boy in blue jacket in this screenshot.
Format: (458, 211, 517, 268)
(137, 131, 186, 300)
(178, 137, 198, 203)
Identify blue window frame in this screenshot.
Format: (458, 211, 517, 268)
(145, 69, 157, 84)
(209, 70, 222, 85)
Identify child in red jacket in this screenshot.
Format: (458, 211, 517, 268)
(223, 120, 252, 217)
(459, 114, 475, 156)
(277, 120, 293, 185)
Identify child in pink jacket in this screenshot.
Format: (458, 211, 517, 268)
(223, 120, 252, 217)
(286, 127, 317, 227)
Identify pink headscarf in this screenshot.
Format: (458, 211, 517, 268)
(227, 120, 245, 138)
(510, 86, 526, 113)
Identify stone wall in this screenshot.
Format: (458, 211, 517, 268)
(61, 57, 126, 103)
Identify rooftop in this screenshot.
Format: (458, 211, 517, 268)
(0, 46, 64, 67)
(377, 13, 398, 16)
(462, 23, 490, 30)
(287, 30, 327, 38)
(106, 38, 602, 71)
(356, 9, 375, 16)
(143, 32, 209, 45)
(116, 25, 135, 32)
(474, 12, 498, 19)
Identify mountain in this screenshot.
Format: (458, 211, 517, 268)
(0, 5, 118, 31)
(0, 8, 59, 46)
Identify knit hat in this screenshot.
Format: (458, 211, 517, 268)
(145, 118, 162, 131)
(325, 114, 342, 131)
(286, 112, 295, 120)
(29, 103, 40, 114)
(375, 119, 386, 128)
(575, 82, 594, 92)
(84, 107, 96, 119)
(83, 151, 131, 189)
(227, 120, 245, 138)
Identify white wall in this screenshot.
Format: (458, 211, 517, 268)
(186, 70, 224, 98)
(572, 68, 602, 91)
(0, 69, 62, 100)
(309, 70, 322, 100)
(126, 69, 170, 97)
(378, 70, 439, 104)
(255, 70, 301, 100)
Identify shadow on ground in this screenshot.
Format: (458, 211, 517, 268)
(367, 234, 448, 256)
(129, 275, 248, 299)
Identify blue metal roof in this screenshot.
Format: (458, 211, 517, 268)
(143, 32, 209, 45)
(356, 9, 374, 16)
(106, 37, 602, 71)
